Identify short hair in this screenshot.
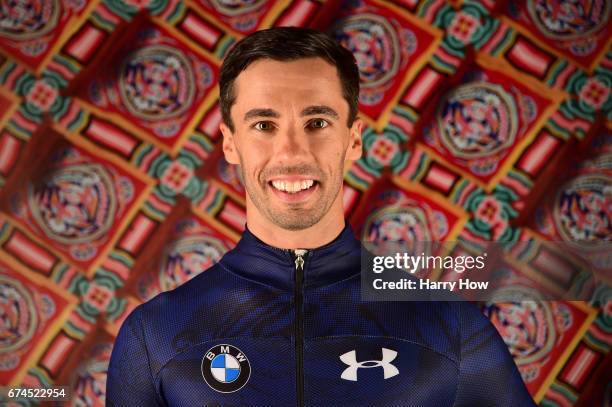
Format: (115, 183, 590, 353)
(219, 27, 360, 132)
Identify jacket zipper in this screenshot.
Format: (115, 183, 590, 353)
(293, 249, 307, 407)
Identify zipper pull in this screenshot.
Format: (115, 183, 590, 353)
(293, 249, 307, 271)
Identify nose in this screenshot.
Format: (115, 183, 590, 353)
(273, 125, 309, 164)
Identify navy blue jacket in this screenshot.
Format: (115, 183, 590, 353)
(107, 224, 536, 406)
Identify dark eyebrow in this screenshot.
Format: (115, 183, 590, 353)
(244, 108, 280, 123)
(300, 105, 339, 119)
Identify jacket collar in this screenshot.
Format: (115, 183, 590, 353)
(220, 222, 362, 291)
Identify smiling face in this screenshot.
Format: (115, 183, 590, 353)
(220, 57, 362, 231)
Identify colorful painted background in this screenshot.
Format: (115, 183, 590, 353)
(0, 0, 610, 405)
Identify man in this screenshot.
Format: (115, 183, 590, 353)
(107, 27, 536, 406)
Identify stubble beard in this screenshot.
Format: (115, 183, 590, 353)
(237, 156, 343, 231)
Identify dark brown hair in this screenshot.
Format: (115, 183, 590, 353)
(219, 27, 360, 132)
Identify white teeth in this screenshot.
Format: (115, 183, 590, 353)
(271, 179, 315, 193)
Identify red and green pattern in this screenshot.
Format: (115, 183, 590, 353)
(0, 0, 609, 405)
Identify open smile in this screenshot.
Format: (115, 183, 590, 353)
(267, 178, 319, 203)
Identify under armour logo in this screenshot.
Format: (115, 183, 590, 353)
(339, 348, 399, 381)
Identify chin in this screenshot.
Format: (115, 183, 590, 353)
(269, 212, 322, 231)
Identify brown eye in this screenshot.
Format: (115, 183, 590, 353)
(254, 121, 273, 131)
(310, 119, 328, 129)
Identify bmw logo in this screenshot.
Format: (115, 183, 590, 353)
(201, 344, 251, 393)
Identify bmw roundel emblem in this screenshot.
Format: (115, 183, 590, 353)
(201, 344, 251, 393)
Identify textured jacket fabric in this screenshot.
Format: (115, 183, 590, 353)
(107, 224, 537, 406)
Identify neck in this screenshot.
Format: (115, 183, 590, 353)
(245, 196, 346, 250)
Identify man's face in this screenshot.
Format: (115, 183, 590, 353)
(220, 57, 362, 230)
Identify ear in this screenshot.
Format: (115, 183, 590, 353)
(220, 122, 240, 164)
(345, 117, 363, 161)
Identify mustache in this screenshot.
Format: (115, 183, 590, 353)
(261, 164, 325, 181)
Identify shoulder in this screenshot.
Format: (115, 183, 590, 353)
(356, 298, 495, 363)
(120, 263, 231, 375)
(456, 299, 500, 339)
(120, 254, 282, 374)
(135, 262, 225, 321)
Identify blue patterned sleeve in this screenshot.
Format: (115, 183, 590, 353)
(454, 301, 537, 407)
(107, 305, 163, 406)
